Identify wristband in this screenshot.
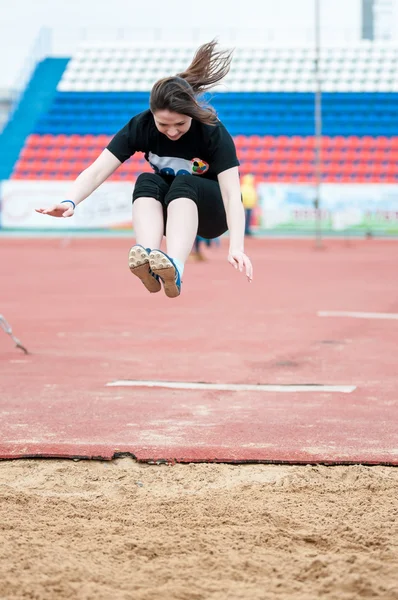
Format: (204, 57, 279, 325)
(61, 200, 76, 210)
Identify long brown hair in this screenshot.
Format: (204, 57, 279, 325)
(149, 40, 233, 126)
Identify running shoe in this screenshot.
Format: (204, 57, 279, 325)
(128, 245, 161, 293)
(149, 250, 182, 298)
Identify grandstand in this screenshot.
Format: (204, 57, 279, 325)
(2, 41, 398, 185)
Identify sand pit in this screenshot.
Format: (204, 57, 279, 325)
(1, 460, 398, 599)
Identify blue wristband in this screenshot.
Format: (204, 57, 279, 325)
(61, 200, 76, 210)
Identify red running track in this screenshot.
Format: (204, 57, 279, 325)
(0, 237, 397, 464)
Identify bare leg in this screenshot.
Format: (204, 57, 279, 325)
(165, 198, 198, 263)
(148, 198, 199, 297)
(132, 197, 164, 249)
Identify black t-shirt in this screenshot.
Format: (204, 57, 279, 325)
(107, 110, 239, 181)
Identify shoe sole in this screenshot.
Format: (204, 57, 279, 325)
(149, 251, 180, 298)
(128, 247, 161, 293)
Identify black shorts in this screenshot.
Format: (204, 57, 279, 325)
(132, 173, 228, 239)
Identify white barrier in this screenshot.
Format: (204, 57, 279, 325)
(1, 180, 398, 234)
(0, 181, 133, 229)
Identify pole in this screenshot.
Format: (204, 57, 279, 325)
(314, 0, 323, 249)
(362, 0, 374, 40)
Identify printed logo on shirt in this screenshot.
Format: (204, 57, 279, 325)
(148, 152, 209, 176)
(191, 158, 209, 175)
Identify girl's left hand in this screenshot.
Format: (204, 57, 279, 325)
(228, 250, 253, 282)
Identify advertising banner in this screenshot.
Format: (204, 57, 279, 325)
(257, 183, 398, 234)
(1, 180, 398, 235)
(0, 181, 133, 229)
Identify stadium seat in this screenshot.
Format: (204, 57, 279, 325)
(8, 42, 398, 183)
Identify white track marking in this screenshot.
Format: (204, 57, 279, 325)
(318, 311, 398, 320)
(106, 380, 356, 393)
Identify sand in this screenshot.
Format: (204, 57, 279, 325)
(0, 460, 398, 600)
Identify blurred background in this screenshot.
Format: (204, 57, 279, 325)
(0, 0, 397, 238)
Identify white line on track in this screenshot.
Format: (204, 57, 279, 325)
(318, 311, 398, 320)
(106, 380, 356, 393)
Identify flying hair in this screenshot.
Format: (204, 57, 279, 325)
(149, 40, 234, 126)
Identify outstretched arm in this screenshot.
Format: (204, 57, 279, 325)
(218, 167, 253, 282)
(35, 149, 122, 218)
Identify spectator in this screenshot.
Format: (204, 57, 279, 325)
(241, 174, 258, 236)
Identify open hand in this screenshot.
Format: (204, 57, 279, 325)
(35, 203, 74, 218)
(228, 250, 253, 282)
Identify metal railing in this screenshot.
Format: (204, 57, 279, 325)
(2, 28, 52, 131)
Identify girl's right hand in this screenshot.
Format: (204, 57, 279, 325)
(35, 203, 75, 218)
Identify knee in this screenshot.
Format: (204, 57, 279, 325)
(169, 174, 195, 194)
(166, 176, 198, 204)
(135, 172, 157, 185)
(133, 172, 167, 204)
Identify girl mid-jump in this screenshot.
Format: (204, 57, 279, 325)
(36, 40, 253, 298)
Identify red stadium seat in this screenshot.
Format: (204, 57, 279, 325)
(380, 163, 398, 176)
(26, 134, 41, 146)
(359, 136, 375, 150)
(272, 136, 288, 148)
(298, 149, 315, 162)
(301, 137, 315, 150)
(374, 136, 389, 148)
(343, 136, 359, 148)
(96, 134, 110, 146)
(252, 135, 266, 148)
(45, 135, 68, 148)
(60, 148, 79, 160)
(287, 136, 304, 149)
(354, 163, 371, 176)
(233, 135, 246, 148)
(18, 147, 36, 160)
(330, 136, 346, 149)
(38, 134, 56, 147)
(242, 149, 259, 161)
(76, 135, 95, 147)
(68, 134, 83, 145)
(10, 134, 398, 184)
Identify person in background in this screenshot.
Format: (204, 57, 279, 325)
(190, 235, 207, 262)
(190, 235, 221, 262)
(241, 173, 258, 236)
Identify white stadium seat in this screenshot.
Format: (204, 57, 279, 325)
(57, 42, 398, 92)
